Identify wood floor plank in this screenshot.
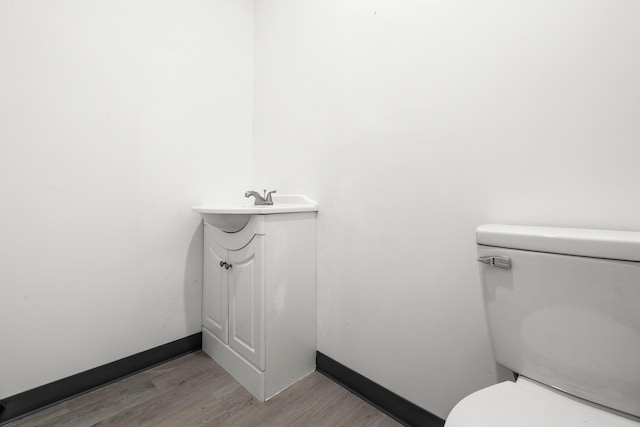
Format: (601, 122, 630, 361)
(65, 371, 154, 412)
(147, 352, 223, 391)
(95, 365, 226, 426)
(4, 351, 402, 427)
(2, 402, 70, 427)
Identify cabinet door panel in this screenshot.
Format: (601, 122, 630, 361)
(228, 235, 265, 370)
(203, 225, 228, 343)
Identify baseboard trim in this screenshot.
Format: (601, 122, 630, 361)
(0, 332, 202, 425)
(316, 352, 445, 427)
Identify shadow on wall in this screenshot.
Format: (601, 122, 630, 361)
(184, 220, 204, 328)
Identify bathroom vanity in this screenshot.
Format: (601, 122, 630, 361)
(192, 195, 318, 401)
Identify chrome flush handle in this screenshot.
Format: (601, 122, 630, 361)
(477, 256, 511, 269)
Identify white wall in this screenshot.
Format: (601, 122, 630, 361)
(0, 0, 254, 397)
(253, 0, 640, 418)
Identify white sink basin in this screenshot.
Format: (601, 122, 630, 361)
(195, 212, 253, 232)
(192, 194, 318, 232)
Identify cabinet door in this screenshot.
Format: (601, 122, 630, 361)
(228, 235, 265, 370)
(203, 225, 228, 344)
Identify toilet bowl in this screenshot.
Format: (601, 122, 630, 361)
(446, 225, 640, 426)
(446, 376, 639, 426)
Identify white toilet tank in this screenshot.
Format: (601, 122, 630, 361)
(477, 224, 640, 418)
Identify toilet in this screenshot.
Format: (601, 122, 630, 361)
(446, 224, 640, 426)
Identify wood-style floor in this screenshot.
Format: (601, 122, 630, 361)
(4, 351, 403, 427)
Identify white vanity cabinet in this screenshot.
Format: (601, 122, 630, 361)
(200, 209, 317, 401)
(203, 228, 265, 370)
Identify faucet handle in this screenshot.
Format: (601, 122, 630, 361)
(266, 190, 276, 204)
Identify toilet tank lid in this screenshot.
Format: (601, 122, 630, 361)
(476, 224, 640, 262)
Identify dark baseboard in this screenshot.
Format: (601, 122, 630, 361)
(316, 352, 445, 427)
(0, 332, 202, 425)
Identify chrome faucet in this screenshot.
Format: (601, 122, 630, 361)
(245, 189, 276, 205)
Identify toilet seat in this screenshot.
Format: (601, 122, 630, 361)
(446, 377, 640, 427)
